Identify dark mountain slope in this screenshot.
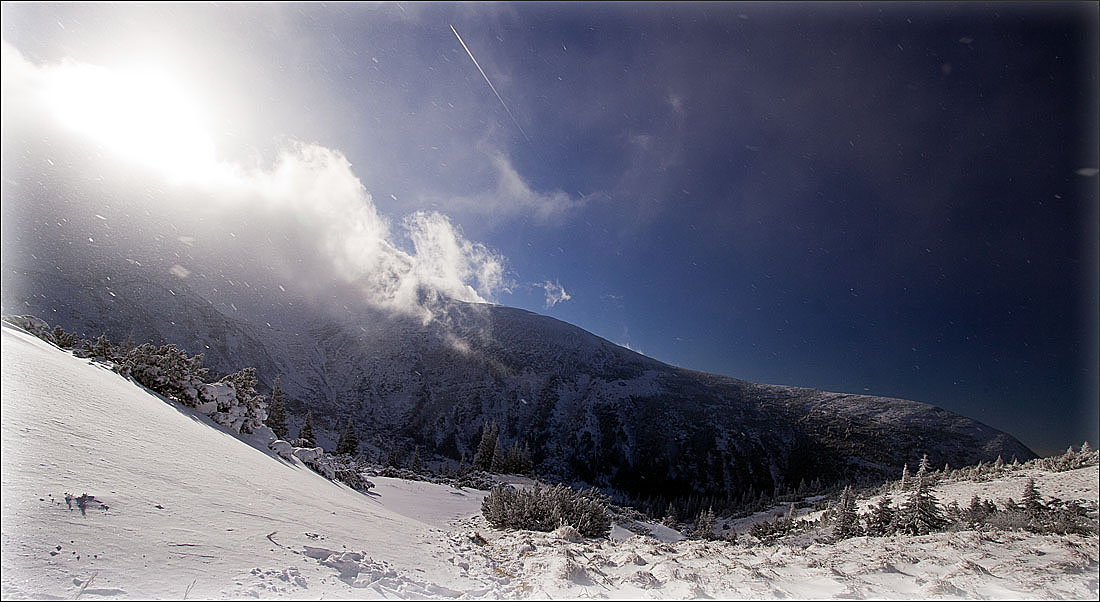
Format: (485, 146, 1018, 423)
(4, 268, 1036, 505)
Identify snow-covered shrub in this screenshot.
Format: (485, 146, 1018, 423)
(332, 456, 375, 492)
(120, 343, 208, 405)
(82, 334, 114, 360)
(454, 470, 497, 491)
(218, 368, 266, 434)
(749, 515, 800, 542)
(270, 439, 296, 459)
(481, 482, 611, 538)
(268, 439, 375, 492)
(3, 315, 57, 344)
(188, 375, 267, 435)
(52, 325, 79, 349)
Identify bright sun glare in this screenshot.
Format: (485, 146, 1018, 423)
(43, 62, 222, 184)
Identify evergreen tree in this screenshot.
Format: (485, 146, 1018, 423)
(693, 506, 717, 540)
(336, 417, 359, 456)
(900, 454, 946, 535)
(967, 494, 988, 524)
(385, 447, 402, 468)
(472, 422, 499, 471)
(266, 376, 291, 440)
(833, 485, 860, 540)
(521, 441, 534, 474)
(299, 411, 316, 447)
(663, 501, 679, 526)
(1022, 477, 1044, 516)
(489, 433, 503, 473)
(868, 495, 895, 536)
(503, 441, 524, 474)
(899, 463, 910, 492)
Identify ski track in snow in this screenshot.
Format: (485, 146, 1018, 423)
(2, 324, 1098, 599)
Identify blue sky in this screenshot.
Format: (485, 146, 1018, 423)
(2, 2, 1097, 455)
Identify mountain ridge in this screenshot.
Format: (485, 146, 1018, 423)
(2, 262, 1037, 508)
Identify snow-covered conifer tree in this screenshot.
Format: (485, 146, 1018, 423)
(1022, 477, 1044, 516)
(693, 506, 717, 540)
(868, 495, 895, 536)
(900, 454, 946, 535)
(299, 411, 317, 448)
(335, 417, 359, 456)
(472, 422, 499, 472)
(266, 376, 291, 440)
(832, 485, 860, 540)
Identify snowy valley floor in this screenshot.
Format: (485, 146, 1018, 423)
(2, 324, 1098, 600)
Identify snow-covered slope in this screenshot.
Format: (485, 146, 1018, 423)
(0, 323, 488, 599)
(2, 323, 1095, 600)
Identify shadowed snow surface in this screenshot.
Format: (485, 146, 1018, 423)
(2, 324, 1096, 600)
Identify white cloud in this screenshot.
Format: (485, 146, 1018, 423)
(405, 211, 506, 305)
(538, 280, 572, 309)
(442, 152, 587, 223)
(2, 42, 507, 320)
(617, 341, 645, 356)
(490, 153, 583, 221)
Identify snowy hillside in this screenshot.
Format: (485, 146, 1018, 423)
(0, 323, 491, 599)
(2, 323, 1097, 600)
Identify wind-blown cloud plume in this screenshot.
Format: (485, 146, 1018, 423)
(539, 280, 572, 309)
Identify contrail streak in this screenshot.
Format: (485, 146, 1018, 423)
(450, 24, 531, 142)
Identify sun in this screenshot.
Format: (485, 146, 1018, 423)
(42, 61, 222, 184)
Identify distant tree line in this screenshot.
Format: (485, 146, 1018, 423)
(749, 449, 1097, 543)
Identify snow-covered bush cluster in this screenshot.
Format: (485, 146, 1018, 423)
(3, 315, 56, 343)
(270, 440, 374, 492)
(748, 451, 1098, 545)
(935, 444, 1099, 484)
(956, 481, 1096, 536)
(119, 343, 267, 435)
(118, 343, 208, 405)
(812, 454, 1100, 543)
(482, 482, 611, 538)
(211, 367, 267, 434)
(3, 315, 268, 435)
